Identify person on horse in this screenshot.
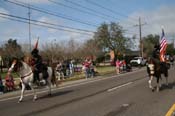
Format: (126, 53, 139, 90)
(31, 48, 48, 84)
(31, 48, 42, 83)
(151, 43, 161, 69)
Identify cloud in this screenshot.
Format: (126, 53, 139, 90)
(127, 5, 175, 37)
(37, 16, 64, 33)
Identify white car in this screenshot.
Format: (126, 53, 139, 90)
(130, 57, 146, 66)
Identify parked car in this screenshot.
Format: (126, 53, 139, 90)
(130, 57, 147, 66)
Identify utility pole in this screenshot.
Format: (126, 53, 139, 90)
(134, 17, 146, 57)
(28, 3, 31, 52)
(139, 17, 143, 57)
(173, 35, 175, 48)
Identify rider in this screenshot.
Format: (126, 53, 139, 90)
(31, 48, 43, 83)
(152, 43, 161, 67)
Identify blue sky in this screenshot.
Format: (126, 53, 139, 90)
(0, 0, 175, 50)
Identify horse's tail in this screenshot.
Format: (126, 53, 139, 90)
(51, 67, 58, 87)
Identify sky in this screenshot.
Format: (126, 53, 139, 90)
(0, 0, 175, 51)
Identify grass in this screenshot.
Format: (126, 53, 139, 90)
(0, 65, 116, 85)
(61, 65, 116, 82)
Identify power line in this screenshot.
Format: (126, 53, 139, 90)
(0, 12, 95, 33)
(0, 13, 94, 36)
(4, 0, 99, 27)
(86, 0, 137, 23)
(63, 0, 126, 22)
(48, 0, 113, 21)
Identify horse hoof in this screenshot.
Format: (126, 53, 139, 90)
(33, 97, 37, 101)
(18, 100, 22, 103)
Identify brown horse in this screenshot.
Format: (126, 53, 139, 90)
(147, 57, 169, 92)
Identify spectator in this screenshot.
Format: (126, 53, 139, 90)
(115, 59, 120, 74)
(82, 59, 91, 79)
(69, 60, 74, 76)
(89, 60, 95, 77)
(5, 72, 15, 91)
(0, 75, 4, 94)
(56, 62, 64, 80)
(122, 60, 126, 71)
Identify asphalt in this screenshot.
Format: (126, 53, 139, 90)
(0, 67, 141, 100)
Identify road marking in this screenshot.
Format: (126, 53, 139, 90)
(166, 104, 175, 116)
(107, 82, 133, 92)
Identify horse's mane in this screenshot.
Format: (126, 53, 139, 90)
(23, 56, 33, 66)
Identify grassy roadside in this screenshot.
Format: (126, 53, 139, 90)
(59, 65, 116, 82)
(0, 65, 116, 86)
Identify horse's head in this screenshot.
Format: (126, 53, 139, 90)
(8, 58, 23, 72)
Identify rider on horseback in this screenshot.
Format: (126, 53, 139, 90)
(31, 48, 42, 83)
(152, 43, 161, 70)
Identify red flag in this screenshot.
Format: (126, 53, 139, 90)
(34, 38, 39, 49)
(160, 29, 167, 62)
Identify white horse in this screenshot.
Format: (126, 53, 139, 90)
(8, 58, 58, 102)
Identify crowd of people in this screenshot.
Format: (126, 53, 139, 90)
(55, 60, 74, 81)
(115, 59, 132, 74)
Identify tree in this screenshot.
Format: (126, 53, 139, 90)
(82, 39, 103, 59)
(166, 43, 175, 55)
(94, 22, 132, 59)
(2, 39, 24, 67)
(142, 34, 160, 57)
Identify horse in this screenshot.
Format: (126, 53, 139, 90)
(8, 57, 58, 102)
(147, 57, 169, 92)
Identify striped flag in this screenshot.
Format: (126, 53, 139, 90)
(160, 29, 167, 62)
(34, 38, 39, 49)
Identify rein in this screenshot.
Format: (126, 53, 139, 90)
(20, 72, 33, 79)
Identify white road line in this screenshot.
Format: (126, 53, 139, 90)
(107, 82, 133, 92)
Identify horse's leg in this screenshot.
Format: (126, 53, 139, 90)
(47, 80, 52, 96)
(165, 69, 168, 86)
(19, 82, 25, 103)
(165, 76, 168, 86)
(156, 76, 160, 92)
(57, 72, 61, 81)
(148, 75, 154, 89)
(28, 82, 37, 101)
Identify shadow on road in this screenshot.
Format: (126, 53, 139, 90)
(160, 81, 175, 91)
(38, 90, 73, 100)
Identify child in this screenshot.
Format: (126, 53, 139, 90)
(5, 72, 15, 91)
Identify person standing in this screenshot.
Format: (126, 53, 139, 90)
(115, 59, 120, 74)
(5, 71, 15, 91)
(0, 75, 4, 94)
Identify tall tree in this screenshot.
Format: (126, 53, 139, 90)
(142, 34, 159, 57)
(94, 22, 132, 59)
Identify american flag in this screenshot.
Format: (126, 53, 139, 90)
(160, 29, 167, 62)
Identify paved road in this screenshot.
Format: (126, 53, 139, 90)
(0, 66, 175, 116)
